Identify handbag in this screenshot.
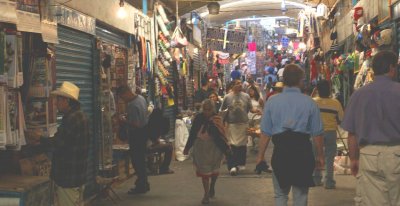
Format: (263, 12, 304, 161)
(171, 26, 188, 48)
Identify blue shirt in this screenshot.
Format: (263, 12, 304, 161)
(260, 87, 323, 137)
(231, 70, 241, 80)
(341, 76, 400, 145)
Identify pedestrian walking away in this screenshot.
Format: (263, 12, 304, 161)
(341, 51, 400, 206)
(312, 80, 344, 189)
(257, 64, 325, 206)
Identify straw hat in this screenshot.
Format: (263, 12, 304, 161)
(51, 81, 80, 101)
(273, 82, 284, 88)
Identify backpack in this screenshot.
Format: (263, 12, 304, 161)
(147, 108, 170, 142)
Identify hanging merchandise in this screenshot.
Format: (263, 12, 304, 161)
(316, 3, 329, 20)
(157, 15, 171, 37)
(171, 26, 188, 48)
(157, 4, 170, 24)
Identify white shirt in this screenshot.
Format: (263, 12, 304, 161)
(277, 68, 285, 78)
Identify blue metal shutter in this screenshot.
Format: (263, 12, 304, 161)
(96, 26, 128, 47)
(56, 26, 96, 198)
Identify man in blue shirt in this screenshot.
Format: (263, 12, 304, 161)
(342, 51, 400, 205)
(257, 64, 324, 206)
(231, 65, 241, 80)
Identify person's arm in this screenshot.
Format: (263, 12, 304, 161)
(184, 115, 201, 154)
(257, 103, 273, 164)
(310, 102, 325, 169)
(313, 135, 324, 170)
(348, 132, 360, 176)
(257, 133, 271, 164)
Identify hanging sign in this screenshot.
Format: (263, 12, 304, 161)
(0, 0, 17, 24)
(56, 5, 96, 35)
(15, 0, 41, 33)
(206, 40, 245, 54)
(206, 28, 246, 54)
(16, 10, 41, 33)
(41, 21, 59, 44)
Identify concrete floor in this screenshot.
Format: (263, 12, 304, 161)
(94, 147, 356, 206)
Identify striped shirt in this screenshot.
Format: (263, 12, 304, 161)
(313, 97, 344, 132)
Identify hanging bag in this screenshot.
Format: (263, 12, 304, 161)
(170, 26, 188, 48)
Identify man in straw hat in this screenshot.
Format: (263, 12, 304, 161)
(47, 81, 89, 206)
(117, 85, 150, 194)
(257, 64, 324, 206)
(265, 82, 284, 101)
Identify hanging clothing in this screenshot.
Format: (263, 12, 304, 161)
(316, 3, 329, 20)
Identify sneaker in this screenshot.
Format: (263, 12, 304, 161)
(237, 165, 246, 171)
(230, 167, 237, 176)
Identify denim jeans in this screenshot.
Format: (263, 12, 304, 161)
(313, 131, 337, 188)
(272, 173, 309, 206)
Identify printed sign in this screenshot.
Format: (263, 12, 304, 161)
(56, 5, 96, 35)
(16, 10, 41, 33)
(0, 0, 17, 24)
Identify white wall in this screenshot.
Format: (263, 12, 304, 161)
(55, 0, 143, 34)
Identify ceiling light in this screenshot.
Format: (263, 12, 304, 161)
(117, 0, 127, 19)
(207, 2, 220, 15)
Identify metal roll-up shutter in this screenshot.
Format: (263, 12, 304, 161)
(96, 25, 128, 47)
(56, 26, 96, 198)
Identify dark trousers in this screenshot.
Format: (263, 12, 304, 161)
(129, 128, 148, 189)
(148, 142, 173, 172)
(227, 145, 247, 170)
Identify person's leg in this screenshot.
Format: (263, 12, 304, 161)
(201, 177, 210, 204)
(237, 145, 247, 169)
(357, 146, 387, 205)
(311, 137, 322, 185)
(324, 131, 337, 189)
(292, 186, 309, 206)
(129, 135, 149, 193)
(210, 176, 218, 198)
(157, 143, 174, 173)
(227, 145, 237, 171)
(272, 172, 290, 206)
(382, 145, 400, 206)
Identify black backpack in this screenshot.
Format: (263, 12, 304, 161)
(147, 108, 170, 142)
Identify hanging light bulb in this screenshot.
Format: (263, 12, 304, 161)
(281, 0, 287, 15)
(117, 0, 127, 19)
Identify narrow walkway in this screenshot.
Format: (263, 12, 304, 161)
(94, 147, 355, 206)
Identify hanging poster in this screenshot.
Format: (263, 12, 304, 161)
(0, 0, 17, 24)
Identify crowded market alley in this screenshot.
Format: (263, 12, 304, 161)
(0, 0, 399, 206)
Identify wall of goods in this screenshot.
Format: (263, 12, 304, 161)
(312, 0, 397, 107)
